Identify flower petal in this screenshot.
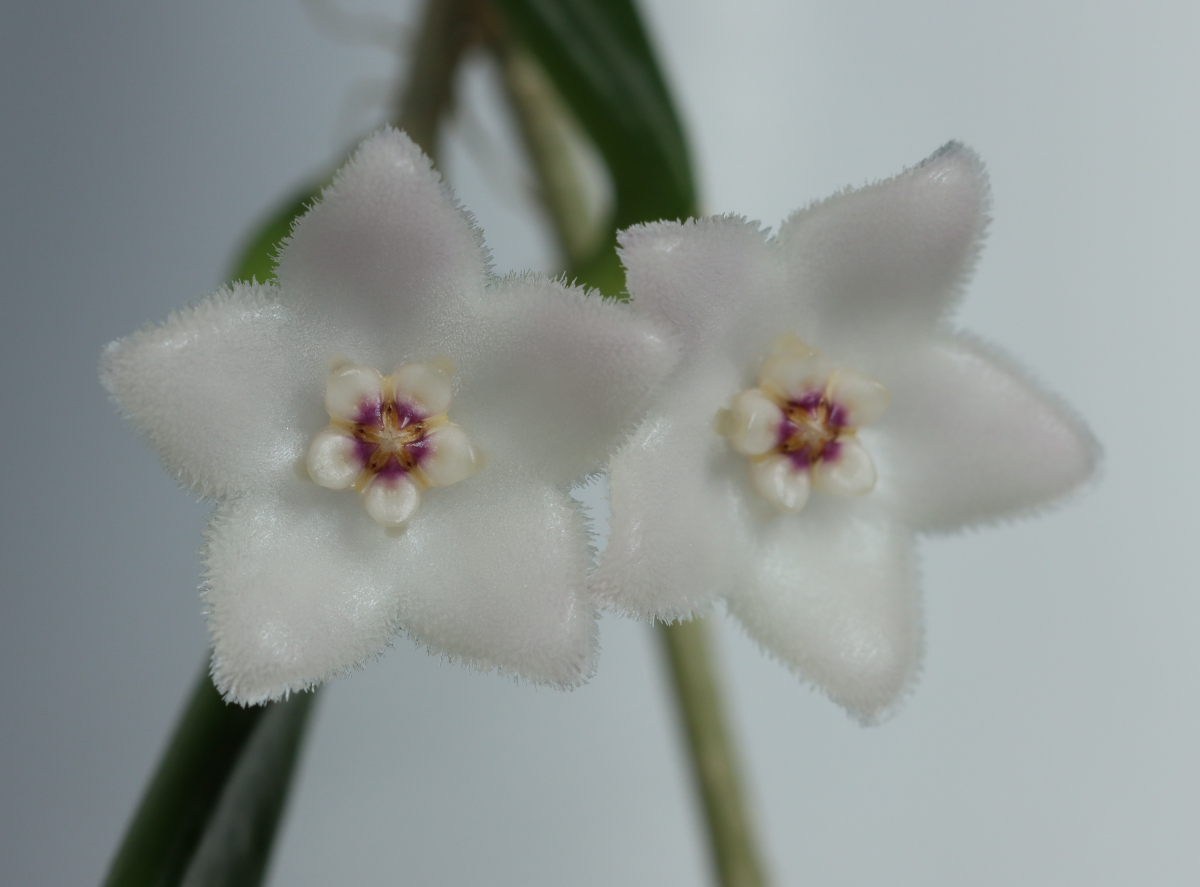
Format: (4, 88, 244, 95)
(728, 504, 921, 722)
(100, 283, 326, 498)
(205, 468, 599, 702)
(617, 216, 786, 373)
(276, 128, 488, 357)
(777, 143, 989, 351)
(306, 426, 365, 490)
(393, 467, 598, 687)
(877, 335, 1097, 531)
(591, 384, 748, 620)
(204, 487, 408, 705)
(450, 276, 678, 482)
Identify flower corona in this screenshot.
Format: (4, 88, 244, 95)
(306, 360, 480, 527)
(715, 334, 888, 513)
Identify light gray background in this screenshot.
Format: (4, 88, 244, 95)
(2, 1, 1196, 884)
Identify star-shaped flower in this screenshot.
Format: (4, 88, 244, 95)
(102, 129, 675, 704)
(591, 144, 1097, 721)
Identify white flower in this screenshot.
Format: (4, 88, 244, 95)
(102, 129, 676, 704)
(591, 144, 1097, 722)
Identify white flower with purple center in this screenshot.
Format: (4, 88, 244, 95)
(102, 128, 676, 704)
(591, 144, 1098, 721)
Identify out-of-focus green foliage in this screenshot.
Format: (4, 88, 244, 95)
(103, 673, 314, 887)
(493, 0, 699, 293)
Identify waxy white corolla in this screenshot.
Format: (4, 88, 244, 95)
(592, 144, 1097, 721)
(103, 129, 676, 704)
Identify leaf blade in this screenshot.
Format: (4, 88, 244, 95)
(102, 670, 315, 887)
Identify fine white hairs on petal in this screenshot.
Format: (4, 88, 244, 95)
(729, 506, 921, 723)
(100, 283, 325, 499)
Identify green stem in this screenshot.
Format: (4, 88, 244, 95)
(392, 0, 481, 162)
(658, 619, 768, 887)
(489, 32, 603, 270)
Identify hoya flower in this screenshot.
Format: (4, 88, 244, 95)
(102, 129, 675, 704)
(592, 144, 1097, 721)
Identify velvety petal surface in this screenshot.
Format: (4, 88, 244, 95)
(591, 378, 749, 620)
(394, 465, 598, 688)
(276, 128, 488, 363)
(878, 334, 1098, 531)
(101, 283, 327, 498)
(204, 487, 408, 705)
(617, 217, 788, 374)
(448, 276, 678, 482)
(777, 143, 989, 358)
(728, 501, 921, 722)
(205, 465, 599, 704)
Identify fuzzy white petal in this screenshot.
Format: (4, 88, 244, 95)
(306, 427, 364, 490)
(617, 216, 786, 372)
(728, 505, 921, 722)
(880, 335, 1097, 530)
(204, 488, 408, 705)
(778, 143, 989, 353)
(394, 467, 597, 687)
(417, 422, 477, 488)
(101, 284, 325, 497)
(591, 382, 747, 620)
(276, 128, 488, 359)
(450, 276, 678, 482)
(205, 467, 599, 703)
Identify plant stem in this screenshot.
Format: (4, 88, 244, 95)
(658, 618, 768, 887)
(487, 30, 603, 270)
(486, 19, 770, 886)
(392, 0, 481, 162)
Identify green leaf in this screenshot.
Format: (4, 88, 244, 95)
(492, 0, 699, 288)
(102, 670, 316, 887)
(228, 186, 322, 285)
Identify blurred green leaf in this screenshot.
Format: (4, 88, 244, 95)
(102, 671, 316, 887)
(228, 186, 322, 284)
(492, 0, 699, 289)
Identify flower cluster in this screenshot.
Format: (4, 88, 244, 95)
(104, 133, 1094, 716)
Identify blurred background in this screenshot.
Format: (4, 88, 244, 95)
(2, 0, 1197, 884)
